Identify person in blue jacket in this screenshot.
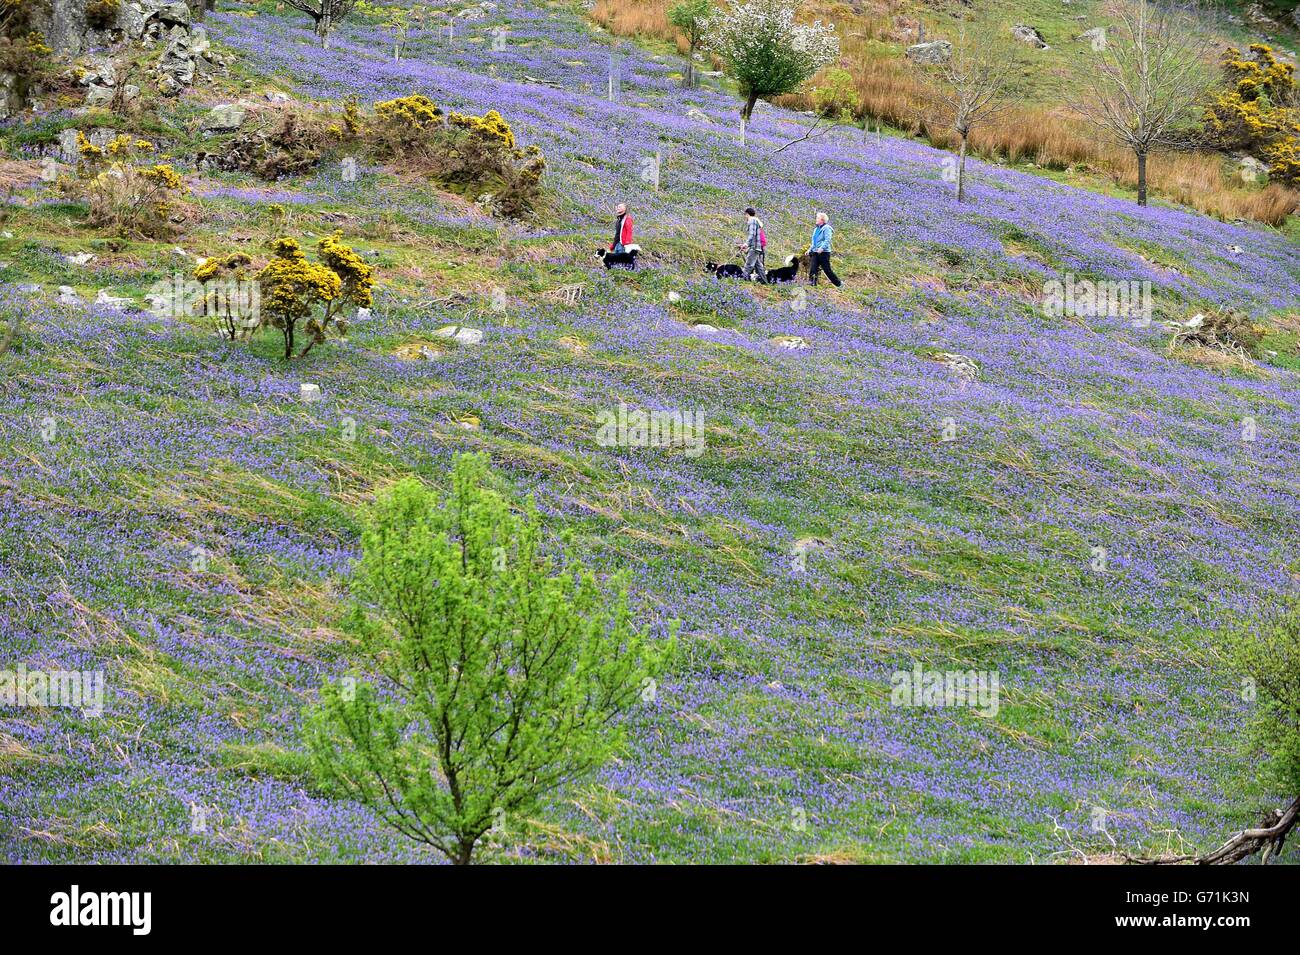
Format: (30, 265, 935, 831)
(808, 212, 842, 288)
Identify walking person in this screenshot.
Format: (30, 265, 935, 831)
(740, 207, 767, 283)
(611, 202, 634, 253)
(807, 212, 842, 288)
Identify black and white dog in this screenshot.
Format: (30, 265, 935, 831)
(705, 261, 745, 279)
(764, 254, 801, 284)
(596, 244, 640, 269)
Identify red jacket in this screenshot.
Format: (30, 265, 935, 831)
(612, 213, 634, 249)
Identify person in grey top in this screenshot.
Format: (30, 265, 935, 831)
(740, 207, 767, 283)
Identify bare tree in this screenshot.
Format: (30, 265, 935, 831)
(922, 26, 1020, 203)
(1071, 0, 1218, 206)
(283, 0, 361, 49)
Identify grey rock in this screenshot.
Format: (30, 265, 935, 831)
(59, 128, 81, 162)
(1012, 25, 1049, 49)
(154, 0, 190, 26)
(85, 83, 115, 107)
(905, 40, 952, 65)
(201, 103, 247, 132)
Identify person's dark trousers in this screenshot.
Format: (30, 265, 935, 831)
(809, 251, 842, 287)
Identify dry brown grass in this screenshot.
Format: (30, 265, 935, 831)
(592, 0, 1299, 225)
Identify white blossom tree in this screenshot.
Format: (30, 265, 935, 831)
(703, 0, 839, 131)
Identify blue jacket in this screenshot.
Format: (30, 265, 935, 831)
(810, 223, 832, 253)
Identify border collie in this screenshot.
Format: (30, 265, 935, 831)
(705, 261, 745, 279)
(765, 254, 801, 284)
(596, 245, 640, 269)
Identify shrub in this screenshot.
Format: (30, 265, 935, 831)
(1205, 44, 1300, 187)
(811, 66, 862, 123)
(194, 252, 258, 341)
(366, 96, 546, 218)
(369, 93, 444, 158)
(1235, 606, 1300, 798)
(256, 234, 372, 359)
(306, 453, 674, 865)
(62, 134, 187, 238)
(85, 0, 119, 30)
(214, 110, 328, 180)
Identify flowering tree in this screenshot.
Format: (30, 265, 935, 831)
(702, 0, 839, 124)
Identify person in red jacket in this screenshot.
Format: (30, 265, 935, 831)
(611, 203, 634, 253)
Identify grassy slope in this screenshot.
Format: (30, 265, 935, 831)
(1, 0, 1299, 863)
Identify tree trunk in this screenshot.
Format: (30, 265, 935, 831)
(683, 43, 695, 88)
(957, 134, 968, 203)
(317, 12, 332, 49)
(1136, 151, 1148, 206)
(454, 841, 474, 865)
(741, 90, 759, 122)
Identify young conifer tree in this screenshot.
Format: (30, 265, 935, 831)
(307, 453, 674, 864)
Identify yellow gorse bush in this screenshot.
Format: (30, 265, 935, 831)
(1205, 44, 1300, 186)
(64, 134, 187, 237)
(374, 93, 443, 128)
(448, 109, 516, 150)
(256, 235, 373, 359)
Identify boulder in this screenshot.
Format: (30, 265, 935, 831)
(300, 383, 322, 402)
(85, 83, 115, 107)
(202, 103, 247, 132)
(905, 40, 951, 65)
(1076, 27, 1105, 46)
(1012, 25, 1049, 49)
(686, 107, 712, 123)
(59, 128, 81, 162)
(929, 351, 979, 382)
(1237, 155, 1269, 182)
(435, 325, 484, 345)
(770, 335, 809, 350)
(154, 0, 190, 26)
(119, 2, 148, 39)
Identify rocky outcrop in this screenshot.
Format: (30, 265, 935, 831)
(29, 0, 232, 105)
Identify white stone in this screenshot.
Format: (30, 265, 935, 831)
(770, 335, 809, 350)
(435, 325, 484, 345)
(95, 288, 130, 306)
(300, 383, 322, 402)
